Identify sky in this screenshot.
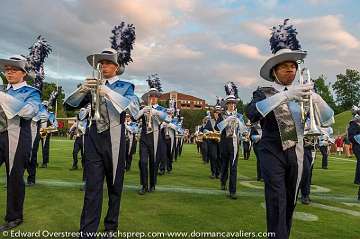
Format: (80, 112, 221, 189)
(0, 0, 359, 105)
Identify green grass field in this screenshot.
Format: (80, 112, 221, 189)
(0, 140, 360, 239)
(333, 110, 352, 136)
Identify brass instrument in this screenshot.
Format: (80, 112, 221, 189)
(242, 131, 250, 142)
(300, 67, 321, 138)
(146, 106, 153, 133)
(226, 114, 238, 138)
(40, 126, 58, 139)
(204, 131, 221, 142)
(196, 132, 204, 143)
(91, 56, 103, 121)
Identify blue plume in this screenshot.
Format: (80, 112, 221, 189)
(110, 22, 136, 66)
(270, 19, 301, 54)
(27, 35, 52, 90)
(147, 73, 162, 92)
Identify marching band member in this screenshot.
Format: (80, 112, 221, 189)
(250, 122, 262, 181)
(348, 105, 360, 201)
(0, 55, 41, 231)
(300, 134, 316, 205)
(135, 75, 169, 195)
(159, 105, 175, 175)
(203, 109, 221, 179)
(177, 116, 185, 158)
(166, 110, 179, 173)
(39, 97, 58, 168)
(194, 125, 202, 153)
(64, 23, 139, 237)
(174, 110, 182, 161)
(318, 126, 334, 169)
(27, 103, 48, 185)
(245, 19, 334, 238)
(241, 122, 251, 160)
(200, 117, 209, 164)
(125, 113, 139, 172)
(216, 82, 246, 199)
(69, 106, 90, 171)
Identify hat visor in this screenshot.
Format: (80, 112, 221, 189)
(141, 89, 162, 103)
(0, 59, 27, 73)
(260, 51, 306, 82)
(86, 53, 119, 68)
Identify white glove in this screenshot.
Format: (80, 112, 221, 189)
(283, 83, 313, 101)
(79, 78, 97, 93)
(143, 106, 151, 113)
(225, 115, 236, 123)
(151, 109, 157, 116)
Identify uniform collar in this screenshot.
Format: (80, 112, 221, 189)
(152, 104, 159, 108)
(7, 81, 27, 90)
(226, 110, 236, 115)
(272, 82, 289, 92)
(105, 75, 119, 85)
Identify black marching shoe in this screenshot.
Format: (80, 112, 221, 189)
(209, 174, 216, 179)
(149, 186, 155, 193)
(301, 196, 311, 205)
(40, 163, 47, 168)
(138, 187, 147, 195)
(69, 165, 78, 171)
(80, 183, 86, 192)
(26, 181, 35, 187)
(220, 184, 226, 191)
(358, 187, 360, 201)
(0, 219, 23, 232)
(229, 193, 237, 200)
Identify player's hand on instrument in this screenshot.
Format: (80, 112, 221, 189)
(80, 78, 97, 92)
(284, 83, 313, 102)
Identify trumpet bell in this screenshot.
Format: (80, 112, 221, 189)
(304, 126, 321, 137)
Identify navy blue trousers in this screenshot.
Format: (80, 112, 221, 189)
(258, 143, 299, 239)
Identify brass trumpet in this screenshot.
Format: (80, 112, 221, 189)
(40, 127, 58, 139)
(204, 131, 221, 142)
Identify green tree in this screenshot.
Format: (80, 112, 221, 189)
(313, 75, 337, 113)
(332, 69, 360, 113)
(180, 109, 207, 133)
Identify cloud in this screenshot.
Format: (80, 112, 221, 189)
(214, 63, 258, 87)
(242, 22, 270, 38)
(218, 42, 267, 60)
(295, 15, 360, 51)
(304, 0, 330, 5)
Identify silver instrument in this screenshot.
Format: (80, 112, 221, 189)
(298, 63, 321, 138)
(146, 106, 153, 133)
(91, 56, 103, 121)
(226, 112, 238, 138)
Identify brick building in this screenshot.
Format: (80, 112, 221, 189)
(159, 91, 206, 110)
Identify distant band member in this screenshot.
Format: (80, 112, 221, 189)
(348, 105, 360, 201)
(216, 82, 246, 200)
(135, 75, 169, 195)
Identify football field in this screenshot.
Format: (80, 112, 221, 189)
(0, 139, 359, 239)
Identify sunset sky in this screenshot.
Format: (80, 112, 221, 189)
(0, 0, 359, 104)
